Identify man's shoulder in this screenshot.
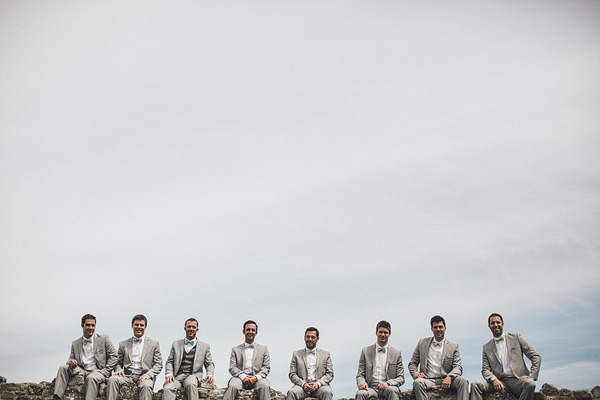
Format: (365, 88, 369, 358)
(418, 336, 433, 345)
(171, 338, 184, 347)
(444, 338, 459, 347)
(145, 337, 159, 346)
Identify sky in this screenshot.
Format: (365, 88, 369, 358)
(1, 1, 599, 398)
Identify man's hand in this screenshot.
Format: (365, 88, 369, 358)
(493, 379, 505, 392)
(441, 377, 452, 389)
(416, 373, 427, 379)
(113, 371, 124, 377)
(139, 374, 151, 382)
(519, 376, 533, 381)
(358, 384, 368, 390)
(68, 360, 78, 369)
(303, 382, 318, 393)
(377, 382, 389, 390)
(206, 376, 214, 384)
(242, 376, 257, 388)
(164, 375, 175, 385)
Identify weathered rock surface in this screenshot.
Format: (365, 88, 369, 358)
(0, 377, 598, 400)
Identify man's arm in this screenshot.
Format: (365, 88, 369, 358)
(317, 351, 334, 387)
(519, 334, 541, 380)
(228, 347, 243, 378)
(288, 351, 304, 387)
(165, 343, 176, 378)
(446, 343, 463, 378)
(203, 344, 215, 382)
(257, 346, 270, 379)
(147, 340, 163, 378)
(103, 336, 118, 376)
(481, 347, 497, 382)
(386, 349, 404, 387)
(407, 341, 421, 379)
(356, 348, 368, 388)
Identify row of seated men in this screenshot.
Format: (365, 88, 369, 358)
(53, 313, 541, 400)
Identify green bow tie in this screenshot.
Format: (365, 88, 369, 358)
(185, 339, 195, 345)
(494, 336, 504, 343)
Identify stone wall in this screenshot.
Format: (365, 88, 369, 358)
(0, 376, 598, 400)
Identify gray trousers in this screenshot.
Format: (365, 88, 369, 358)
(355, 384, 400, 400)
(106, 374, 155, 400)
(162, 375, 199, 400)
(286, 384, 333, 400)
(54, 365, 106, 400)
(470, 378, 536, 400)
(413, 377, 469, 400)
(223, 377, 271, 400)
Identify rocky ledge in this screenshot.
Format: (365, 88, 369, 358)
(0, 376, 598, 400)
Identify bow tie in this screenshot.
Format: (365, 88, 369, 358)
(306, 349, 316, 355)
(494, 336, 504, 343)
(133, 337, 143, 343)
(245, 344, 254, 349)
(377, 347, 386, 353)
(432, 341, 443, 347)
(83, 339, 92, 345)
(185, 339, 195, 346)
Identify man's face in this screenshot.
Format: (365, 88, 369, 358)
(304, 330, 319, 349)
(488, 316, 504, 338)
(184, 321, 198, 340)
(376, 327, 390, 347)
(81, 319, 96, 339)
(132, 319, 147, 338)
(431, 321, 446, 341)
(243, 323, 258, 344)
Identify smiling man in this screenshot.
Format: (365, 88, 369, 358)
(286, 327, 334, 400)
(162, 318, 215, 400)
(408, 315, 468, 400)
(106, 314, 163, 400)
(53, 314, 118, 400)
(470, 313, 541, 400)
(224, 320, 271, 400)
(355, 320, 404, 400)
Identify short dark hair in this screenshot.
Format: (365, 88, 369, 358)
(131, 314, 148, 326)
(376, 320, 391, 334)
(305, 326, 319, 338)
(185, 318, 198, 327)
(243, 320, 258, 330)
(488, 313, 503, 324)
(430, 315, 446, 327)
(81, 314, 96, 325)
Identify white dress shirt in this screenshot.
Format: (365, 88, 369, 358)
(81, 336, 98, 372)
(305, 348, 318, 384)
(130, 336, 145, 375)
(425, 339, 444, 379)
(494, 334, 513, 377)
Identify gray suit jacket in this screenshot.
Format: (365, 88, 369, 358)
(356, 344, 404, 387)
(165, 339, 215, 379)
(115, 336, 163, 379)
(68, 333, 118, 377)
(288, 348, 334, 387)
(407, 337, 462, 379)
(481, 333, 541, 382)
(228, 343, 270, 379)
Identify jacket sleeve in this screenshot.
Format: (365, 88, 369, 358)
(146, 341, 163, 378)
(165, 343, 176, 377)
(408, 341, 421, 379)
(356, 348, 367, 387)
(258, 347, 270, 379)
(481, 347, 496, 382)
(229, 348, 243, 377)
(288, 352, 304, 386)
(317, 351, 334, 387)
(446, 343, 462, 378)
(114, 342, 125, 373)
(519, 334, 541, 380)
(103, 336, 118, 376)
(386, 350, 404, 387)
(204, 345, 215, 378)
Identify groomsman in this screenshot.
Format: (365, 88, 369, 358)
(53, 314, 118, 400)
(223, 320, 271, 400)
(162, 318, 215, 400)
(355, 320, 404, 400)
(408, 315, 468, 400)
(286, 327, 334, 400)
(106, 314, 163, 400)
(470, 313, 541, 400)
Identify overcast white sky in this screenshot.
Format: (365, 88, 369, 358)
(1, 1, 599, 398)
